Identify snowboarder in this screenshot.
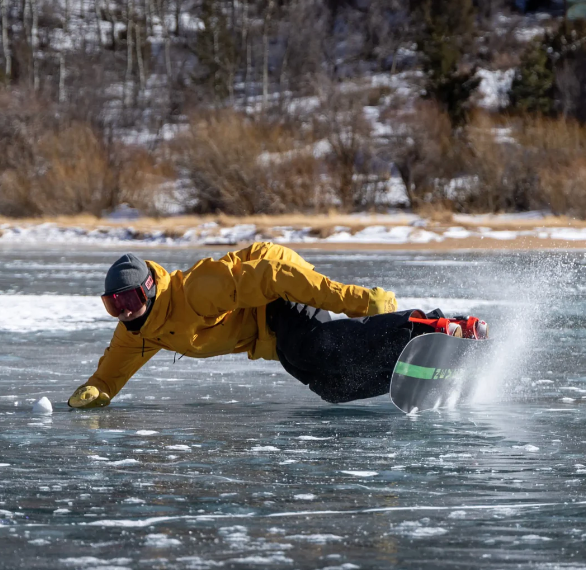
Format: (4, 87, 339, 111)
(68, 242, 475, 409)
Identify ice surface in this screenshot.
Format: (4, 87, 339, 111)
(0, 295, 108, 332)
(2, 248, 586, 569)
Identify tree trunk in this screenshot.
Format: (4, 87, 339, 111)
(125, 0, 134, 107)
(31, 0, 38, 90)
(174, 0, 180, 36)
(59, 53, 66, 102)
(157, 0, 172, 81)
(136, 18, 145, 90)
(241, 0, 250, 101)
(95, 0, 103, 47)
(1, 0, 11, 80)
(262, 0, 275, 110)
(105, 2, 117, 50)
(279, 32, 289, 102)
(145, 0, 154, 42)
(64, 0, 69, 32)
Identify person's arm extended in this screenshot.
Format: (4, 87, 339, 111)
(68, 324, 160, 408)
(187, 257, 397, 317)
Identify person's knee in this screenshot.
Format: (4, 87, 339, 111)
(280, 327, 337, 370)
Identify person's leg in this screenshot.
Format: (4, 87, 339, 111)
(266, 300, 429, 403)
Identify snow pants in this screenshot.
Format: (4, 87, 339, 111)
(266, 299, 440, 403)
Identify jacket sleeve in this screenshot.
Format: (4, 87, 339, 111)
(187, 256, 377, 317)
(84, 323, 160, 399)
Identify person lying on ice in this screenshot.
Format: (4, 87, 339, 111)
(68, 242, 482, 409)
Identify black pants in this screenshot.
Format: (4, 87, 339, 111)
(266, 299, 441, 404)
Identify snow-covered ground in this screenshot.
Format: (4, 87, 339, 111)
(2, 214, 586, 247)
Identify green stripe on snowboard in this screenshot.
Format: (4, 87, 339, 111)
(394, 361, 436, 379)
(395, 361, 463, 380)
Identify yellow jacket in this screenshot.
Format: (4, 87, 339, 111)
(85, 242, 396, 399)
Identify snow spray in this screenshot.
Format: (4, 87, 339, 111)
(470, 251, 580, 405)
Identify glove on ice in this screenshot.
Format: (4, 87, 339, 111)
(367, 287, 397, 315)
(68, 386, 111, 409)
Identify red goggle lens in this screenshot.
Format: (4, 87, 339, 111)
(101, 288, 146, 317)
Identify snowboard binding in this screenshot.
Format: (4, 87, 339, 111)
(409, 314, 489, 340)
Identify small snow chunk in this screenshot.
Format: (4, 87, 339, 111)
(229, 554, 293, 564)
(251, 446, 280, 452)
(448, 510, 467, 519)
(0, 463, 10, 467)
(286, 534, 343, 544)
(293, 494, 316, 501)
(145, 533, 182, 547)
(412, 527, 448, 537)
(561, 397, 576, 403)
(60, 557, 133, 567)
(123, 497, 145, 504)
(165, 445, 190, 451)
(176, 556, 225, 568)
(53, 508, 70, 515)
(297, 435, 332, 441)
(521, 534, 552, 541)
(136, 430, 159, 436)
(110, 459, 140, 466)
(340, 470, 378, 477)
(32, 397, 53, 415)
(513, 445, 540, 452)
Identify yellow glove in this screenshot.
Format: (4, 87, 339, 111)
(367, 287, 397, 315)
(68, 386, 111, 409)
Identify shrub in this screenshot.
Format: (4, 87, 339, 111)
(173, 110, 321, 215)
(35, 123, 118, 216)
(465, 113, 586, 215)
(388, 101, 468, 208)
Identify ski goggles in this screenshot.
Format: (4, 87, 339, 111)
(101, 274, 154, 317)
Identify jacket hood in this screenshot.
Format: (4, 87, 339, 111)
(140, 261, 174, 337)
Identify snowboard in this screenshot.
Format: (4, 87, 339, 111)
(390, 333, 492, 414)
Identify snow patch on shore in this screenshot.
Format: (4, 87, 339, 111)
(3, 213, 586, 247)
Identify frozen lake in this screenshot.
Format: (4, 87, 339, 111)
(1, 245, 586, 569)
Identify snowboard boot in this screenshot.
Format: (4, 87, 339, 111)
(446, 316, 489, 339)
(409, 314, 489, 339)
(409, 315, 463, 337)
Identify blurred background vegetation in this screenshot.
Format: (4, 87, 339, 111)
(1, 0, 586, 218)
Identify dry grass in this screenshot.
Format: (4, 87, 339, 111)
(3, 212, 586, 235)
(172, 110, 321, 215)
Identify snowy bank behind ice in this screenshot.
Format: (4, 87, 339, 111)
(0, 295, 110, 332)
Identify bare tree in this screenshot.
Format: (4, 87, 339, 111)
(95, 0, 103, 48)
(314, 87, 374, 212)
(156, 0, 172, 81)
(1, 0, 11, 80)
(124, 0, 135, 107)
(135, 10, 146, 91)
(365, 0, 413, 74)
(31, 0, 38, 90)
(262, 0, 275, 109)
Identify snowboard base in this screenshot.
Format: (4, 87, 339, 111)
(390, 333, 492, 414)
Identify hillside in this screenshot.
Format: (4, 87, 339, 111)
(1, 0, 585, 219)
